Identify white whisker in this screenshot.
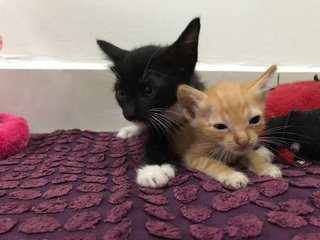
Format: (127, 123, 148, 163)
(142, 49, 161, 80)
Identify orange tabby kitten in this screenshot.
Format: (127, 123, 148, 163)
(174, 65, 282, 188)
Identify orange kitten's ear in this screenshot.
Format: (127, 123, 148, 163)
(248, 64, 277, 100)
(177, 84, 207, 121)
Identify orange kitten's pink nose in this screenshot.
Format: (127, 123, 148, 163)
(235, 138, 249, 147)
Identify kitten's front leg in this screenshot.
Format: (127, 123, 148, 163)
(136, 134, 176, 188)
(184, 153, 249, 189)
(244, 146, 282, 178)
(117, 124, 144, 139)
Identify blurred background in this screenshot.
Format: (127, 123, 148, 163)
(0, 0, 320, 132)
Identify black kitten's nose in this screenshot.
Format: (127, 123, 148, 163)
(123, 112, 137, 121)
(123, 104, 138, 122)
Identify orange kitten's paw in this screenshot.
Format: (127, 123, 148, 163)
(217, 171, 249, 189)
(136, 164, 175, 188)
(257, 165, 282, 178)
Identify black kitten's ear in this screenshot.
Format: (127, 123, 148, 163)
(167, 17, 200, 67)
(96, 39, 128, 63)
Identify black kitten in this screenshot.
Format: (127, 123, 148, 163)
(97, 18, 204, 187)
(265, 109, 320, 161)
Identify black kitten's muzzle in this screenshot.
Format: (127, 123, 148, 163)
(123, 111, 137, 122)
(121, 103, 136, 121)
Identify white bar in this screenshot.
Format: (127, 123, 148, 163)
(0, 61, 320, 73)
(195, 63, 320, 73)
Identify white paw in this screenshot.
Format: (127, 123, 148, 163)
(258, 165, 282, 178)
(136, 164, 176, 188)
(217, 171, 249, 189)
(161, 164, 176, 178)
(117, 125, 143, 139)
(255, 146, 274, 162)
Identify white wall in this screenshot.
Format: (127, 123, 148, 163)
(0, 70, 128, 132)
(0, 69, 280, 133)
(1, 0, 320, 68)
(1, 0, 320, 133)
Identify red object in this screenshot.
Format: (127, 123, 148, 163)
(0, 36, 2, 50)
(265, 80, 320, 121)
(278, 148, 295, 165)
(264, 80, 320, 165)
(0, 113, 29, 159)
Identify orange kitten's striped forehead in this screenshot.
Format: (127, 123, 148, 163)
(204, 81, 264, 126)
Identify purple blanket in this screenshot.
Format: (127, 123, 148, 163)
(0, 129, 320, 240)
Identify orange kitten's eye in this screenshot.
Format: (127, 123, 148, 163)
(213, 124, 227, 130)
(249, 115, 261, 124)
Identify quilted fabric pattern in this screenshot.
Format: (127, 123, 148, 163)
(0, 129, 320, 239)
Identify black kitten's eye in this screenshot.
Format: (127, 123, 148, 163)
(116, 90, 126, 100)
(143, 86, 157, 97)
(213, 124, 227, 130)
(249, 115, 261, 124)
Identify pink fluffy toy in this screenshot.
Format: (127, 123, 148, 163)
(0, 113, 29, 159)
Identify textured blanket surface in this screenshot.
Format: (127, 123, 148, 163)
(0, 129, 320, 240)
